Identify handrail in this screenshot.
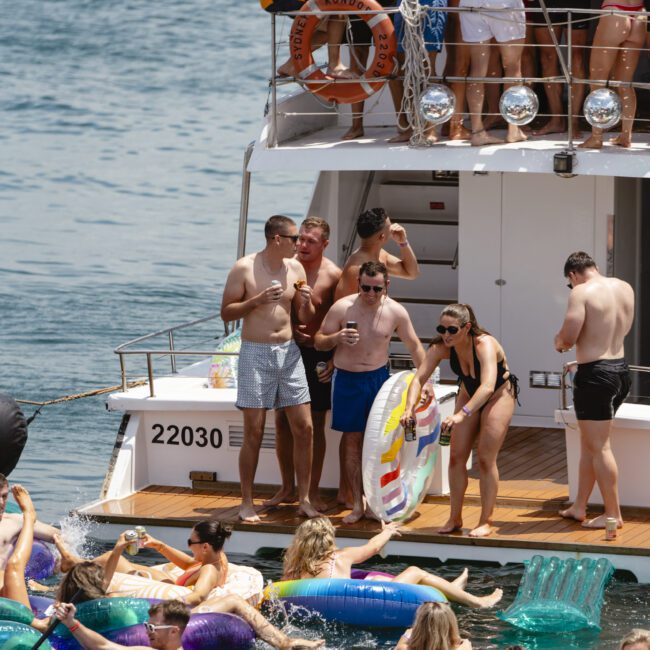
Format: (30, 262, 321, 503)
(560, 362, 650, 410)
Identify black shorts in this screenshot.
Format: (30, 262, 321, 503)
(300, 346, 333, 412)
(347, 0, 397, 47)
(529, 0, 591, 29)
(573, 358, 631, 421)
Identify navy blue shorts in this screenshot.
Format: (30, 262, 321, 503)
(331, 365, 390, 433)
(573, 358, 630, 421)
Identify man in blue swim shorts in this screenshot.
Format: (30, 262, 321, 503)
(315, 261, 425, 524)
(554, 251, 634, 531)
(221, 216, 320, 523)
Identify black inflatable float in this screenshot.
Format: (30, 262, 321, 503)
(0, 394, 28, 476)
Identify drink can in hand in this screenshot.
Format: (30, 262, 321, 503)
(346, 321, 358, 330)
(135, 525, 147, 549)
(404, 419, 416, 442)
(605, 517, 617, 540)
(439, 425, 452, 447)
(125, 529, 139, 555)
(316, 361, 328, 376)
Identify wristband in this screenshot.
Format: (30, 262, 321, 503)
(462, 405, 472, 417)
(69, 622, 81, 633)
(398, 240, 409, 248)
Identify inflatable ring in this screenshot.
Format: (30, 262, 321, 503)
(0, 598, 34, 626)
(290, 0, 397, 104)
(0, 621, 51, 650)
(363, 371, 441, 521)
(265, 577, 446, 627)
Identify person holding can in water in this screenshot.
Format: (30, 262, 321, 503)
(401, 304, 519, 538)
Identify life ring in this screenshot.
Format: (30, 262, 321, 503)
(264, 577, 446, 627)
(108, 562, 264, 608)
(0, 621, 52, 650)
(362, 371, 442, 522)
(290, 0, 397, 104)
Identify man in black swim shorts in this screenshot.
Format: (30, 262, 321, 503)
(529, 0, 590, 136)
(554, 251, 635, 530)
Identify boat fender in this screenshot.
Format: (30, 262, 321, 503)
(290, 0, 397, 104)
(0, 394, 28, 477)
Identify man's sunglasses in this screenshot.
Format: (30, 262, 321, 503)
(278, 234, 299, 243)
(436, 325, 460, 335)
(144, 623, 178, 633)
(360, 285, 384, 293)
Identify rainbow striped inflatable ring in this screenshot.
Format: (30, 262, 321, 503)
(264, 577, 446, 628)
(362, 371, 441, 522)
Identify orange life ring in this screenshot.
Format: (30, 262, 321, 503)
(290, 0, 397, 104)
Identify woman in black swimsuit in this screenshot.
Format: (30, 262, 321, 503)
(402, 303, 518, 538)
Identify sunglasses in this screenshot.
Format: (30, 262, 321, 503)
(360, 284, 384, 293)
(278, 234, 299, 243)
(436, 325, 460, 335)
(144, 623, 178, 633)
(566, 283, 572, 290)
(187, 538, 202, 547)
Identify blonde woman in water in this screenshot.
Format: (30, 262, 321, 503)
(395, 601, 472, 650)
(282, 518, 502, 609)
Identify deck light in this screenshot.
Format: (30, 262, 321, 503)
(419, 85, 456, 126)
(553, 151, 577, 178)
(499, 86, 539, 126)
(584, 89, 621, 130)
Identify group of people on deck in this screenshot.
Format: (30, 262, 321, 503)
(262, 0, 649, 149)
(221, 210, 634, 536)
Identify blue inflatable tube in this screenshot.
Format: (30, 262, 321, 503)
(265, 578, 447, 628)
(0, 621, 52, 650)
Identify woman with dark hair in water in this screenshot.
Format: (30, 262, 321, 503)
(402, 303, 519, 538)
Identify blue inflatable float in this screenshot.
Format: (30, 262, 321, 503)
(0, 621, 51, 650)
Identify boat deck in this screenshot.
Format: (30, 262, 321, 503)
(80, 427, 650, 578)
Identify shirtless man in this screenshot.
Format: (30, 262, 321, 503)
(315, 261, 425, 523)
(335, 207, 419, 300)
(554, 251, 634, 529)
(268, 218, 342, 512)
(220, 215, 319, 522)
(580, 0, 646, 149)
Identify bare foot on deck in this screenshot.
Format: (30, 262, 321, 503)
(309, 493, 329, 512)
(263, 489, 297, 508)
(53, 532, 83, 573)
(559, 505, 586, 522)
(452, 567, 469, 589)
(326, 65, 357, 79)
(438, 519, 463, 534)
(337, 491, 353, 509)
(388, 129, 413, 143)
(281, 639, 325, 649)
(449, 122, 471, 140)
(342, 508, 364, 525)
(476, 588, 503, 609)
(483, 115, 506, 131)
(468, 523, 494, 538)
(581, 514, 623, 529)
(579, 134, 603, 149)
(471, 130, 503, 147)
(506, 126, 528, 144)
(610, 133, 632, 148)
(532, 119, 566, 136)
(239, 504, 261, 523)
(342, 125, 364, 140)
(297, 501, 321, 519)
(12, 485, 36, 520)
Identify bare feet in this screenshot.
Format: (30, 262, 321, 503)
(27, 579, 51, 593)
(610, 133, 632, 148)
(263, 489, 297, 508)
(297, 501, 321, 519)
(388, 129, 413, 143)
(532, 119, 566, 136)
(559, 506, 586, 523)
(53, 532, 82, 573)
(581, 514, 623, 529)
(438, 519, 463, 534)
(281, 639, 325, 649)
(239, 504, 261, 523)
(449, 122, 472, 141)
(342, 125, 364, 141)
(309, 494, 329, 512)
(483, 115, 506, 131)
(468, 523, 494, 538)
(453, 567, 469, 590)
(470, 130, 503, 147)
(12, 485, 36, 520)
(326, 65, 357, 80)
(342, 508, 364, 525)
(476, 588, 503, 609)
(506, 126, 528, 144)
(336, 491, 353, 509)
(579, 134, 603, 149)
(424, 129, 439, 144)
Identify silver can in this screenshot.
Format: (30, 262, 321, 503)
(134, 525, 147, 549)
(124, 529, 139, 555)
(316, 361, 328, 376)
(605, 517, 618, 541)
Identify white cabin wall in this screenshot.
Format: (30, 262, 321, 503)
(307, 171, 341, 254)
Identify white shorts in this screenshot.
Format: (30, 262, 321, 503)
(459, 0, 526, 43)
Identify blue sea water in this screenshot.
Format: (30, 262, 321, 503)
(0, 2, 648, 647)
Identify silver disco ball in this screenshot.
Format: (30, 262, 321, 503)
(419, 85, 456, 126)
(499, 85, 539, 126)
(583, 89, 622, 129)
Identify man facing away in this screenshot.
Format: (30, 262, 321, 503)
(315, 261, 425, 524)
(220, 215, 319, 522)
(335, 207, 419, 300)
(554, 251, 634, 529)
(267, 218, 342, 512)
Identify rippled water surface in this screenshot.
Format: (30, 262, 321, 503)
(1, 2, 648, 647)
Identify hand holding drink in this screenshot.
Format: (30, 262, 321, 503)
(344, 320, 359, 346)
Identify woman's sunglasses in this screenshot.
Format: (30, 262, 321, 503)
(436, 325, 460, 335)
(187, 538, 202, 547)
(360, 284, 384, 293)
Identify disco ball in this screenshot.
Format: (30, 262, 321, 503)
(583, 89, 622, 130)
(419, 85, 456, 126)
(499, 85, 539, 126)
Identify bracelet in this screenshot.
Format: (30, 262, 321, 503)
(398, 240, 409, 248)
(462, 405, 472, 417)
(69, 622, 81, 634)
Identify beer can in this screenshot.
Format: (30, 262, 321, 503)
(124, 529, 139, 555)
(135, 525, 147, 549)
(439, 425, 452, 447)
(316, 361, 328, 376)
(605, 517, 618, 541)
(404, 419, 416, 442)
(346, 321, 357, 330)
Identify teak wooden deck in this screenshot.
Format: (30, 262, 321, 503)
(81, 427, 650, 560)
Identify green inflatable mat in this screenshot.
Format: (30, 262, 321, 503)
(498, 555, 614, 632)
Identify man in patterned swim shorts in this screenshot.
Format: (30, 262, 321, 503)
(221, 216, 320, 523)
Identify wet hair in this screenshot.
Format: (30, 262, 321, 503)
(57, 561, 107, 603)
(301, 217, 330, 240)
(192, 520, 232, 552)
(431, 303, 489, 345)
(620, 629, 650, 650)
(264, 215, 296, 240)
(564, 251, 597, 277)
(359, 260, 388, 285)
(408, 602, 463, 650)
(0, 474, 7, 490)
(356, 207, 388, 239)
(149, 600, 190, 632)
(282, 517, 336, 580)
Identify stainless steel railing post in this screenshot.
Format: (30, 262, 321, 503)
(567, 11, 574, 151)
(271, 13, 279, 148)
(147, 353, 155, 398)
(119, 353, 127, 392)
(169, 331, 177, 374)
